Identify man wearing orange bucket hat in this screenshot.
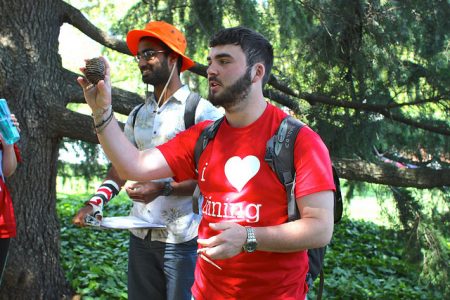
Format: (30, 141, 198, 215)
(73, 21, 222, 300)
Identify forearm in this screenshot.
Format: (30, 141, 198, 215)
(105, 166, 127, 188)
(198, 206, 333, 260)
(74, 167, 124, 224)
(254, 191, 334, 252)
(1, 144, 17, 177)
(96, 117, 172, 181)
(96, 117, 140, 178)
(253, 217, 333, 253)
(170, 179, 197, 196)
(89, 166, 126, 208)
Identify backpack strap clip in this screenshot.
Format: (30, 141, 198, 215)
(264, 135, 276, 171)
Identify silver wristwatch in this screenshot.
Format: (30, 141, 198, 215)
(243, 226, 257, 253)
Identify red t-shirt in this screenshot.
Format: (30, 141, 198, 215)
(158, 103, 335, 300)
(0, 144, 21, 239)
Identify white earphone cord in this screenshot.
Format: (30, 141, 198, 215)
(156, 63, 176, 108)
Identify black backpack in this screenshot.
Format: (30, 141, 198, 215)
(193, 115, 343, 300)
(131, 92, 201, 129)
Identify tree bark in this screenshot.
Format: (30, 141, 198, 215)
(0, 0, 73, 298)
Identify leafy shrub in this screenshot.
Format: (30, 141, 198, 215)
(58, 193, 444, 299)
(58, 192, 131, 299)
(308, 219, 445, 299)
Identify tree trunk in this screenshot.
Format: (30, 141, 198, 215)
(0, 0, 73, 298)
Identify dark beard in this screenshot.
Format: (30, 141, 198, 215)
(208, 68, 252, 109)
(141, 59, 171, 86)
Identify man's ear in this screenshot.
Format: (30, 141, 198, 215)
(251, 63, 265, 83)
(168, 52, 179, 67)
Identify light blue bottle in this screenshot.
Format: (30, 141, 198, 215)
(0, 98, 20, 145)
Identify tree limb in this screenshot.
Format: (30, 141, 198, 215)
(50, 106, 124, 144)
(334, 158, 450, 189)
(50, 106, 98, 144)
(60, 1, 130, 55)
(63, 70, 144, 115)
(300, 93, 450, 135)
(385, 95, 448, 109)
(263, 89, 301, 115)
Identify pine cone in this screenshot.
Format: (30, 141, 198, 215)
(85, 57, 105, 85)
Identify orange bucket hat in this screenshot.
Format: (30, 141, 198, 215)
(126, 21, 195, 72)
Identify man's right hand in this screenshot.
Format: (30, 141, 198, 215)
(72, 204, 100, 227)
(77, 56, 112, 114)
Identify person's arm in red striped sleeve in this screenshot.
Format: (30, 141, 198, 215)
(72, 166, 123, 226)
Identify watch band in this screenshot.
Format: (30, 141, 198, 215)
(243, 226, 257, 253)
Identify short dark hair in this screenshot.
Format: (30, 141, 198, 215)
(209, 26, 273, 86)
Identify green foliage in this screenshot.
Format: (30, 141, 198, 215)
(57, 190, 447, 299)
(58, 192, 132, 299)
(58, 138, 110, 189)
(308, 218, 447, 299)
(417, 220, 449, 294)
(265, 1, 449, 166)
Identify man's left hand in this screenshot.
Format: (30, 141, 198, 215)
(124, 181, 164, 204)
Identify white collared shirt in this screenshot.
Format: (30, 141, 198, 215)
(123, 85, 223, 242)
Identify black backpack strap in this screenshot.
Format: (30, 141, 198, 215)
(192, 185, 202, 214)
(193, 117, 225, 171)
(192, 116, 225, 214)
(332, 165, 343, 223)
(265, 115, 342, 299)
(131, 103, 145, 129)
(265, 116, 304, 221)
(317, 269, 325, 300)
(184, 92, 201, 129)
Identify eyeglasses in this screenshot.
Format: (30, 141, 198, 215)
(135, 49, 166, 62)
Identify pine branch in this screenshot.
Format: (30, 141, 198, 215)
(60, 3, 449, 136)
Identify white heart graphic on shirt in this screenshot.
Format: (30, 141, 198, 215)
(224, 156, 260, 192)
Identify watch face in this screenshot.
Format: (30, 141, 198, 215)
(244, 241, 257, 253)
(162, 182, 173, 196)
